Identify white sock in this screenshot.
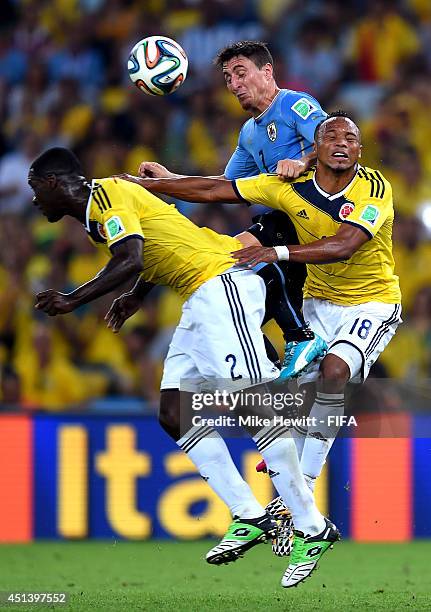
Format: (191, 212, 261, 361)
(254, 426, 325, 535)
(292, 425, 307, 461)
(300, 392, 344, 483)
(304, 473, 316, 492)
(177, 426, 265, 519)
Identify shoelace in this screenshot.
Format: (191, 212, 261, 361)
(289, 533, 307, 565)
(282, 342, 298, 368)
(301, 322, 315, 340)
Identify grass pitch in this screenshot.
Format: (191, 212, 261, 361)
(0, 540, 430, 611)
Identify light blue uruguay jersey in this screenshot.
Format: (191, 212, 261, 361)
(224, 89, 326, 179)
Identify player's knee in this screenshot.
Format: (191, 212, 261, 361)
(159, 389, 181, 440)
(319, 355, 350, 389)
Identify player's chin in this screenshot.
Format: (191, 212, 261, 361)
(237, 96, 251, 110)
(328, 159, 355, 172)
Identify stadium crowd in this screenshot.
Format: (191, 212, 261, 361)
(0, 0, 431, 410)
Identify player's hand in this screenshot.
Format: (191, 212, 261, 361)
(35, 290, 77, 316)
(112, 173, 144, 185)
(276, 158, 307, 180)
(231, 245, 278, 266)
(105, 291, 142, 333)
(139, 161, 173, 178)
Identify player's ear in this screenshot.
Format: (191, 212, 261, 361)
(264, 63, 273, 80)
(359, 145, 362, 158)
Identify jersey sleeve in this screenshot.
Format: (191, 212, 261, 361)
(224, 126, 259, 179)
(342, 173, 393, 239)
(94, 180, 144, 250)
(233, 174, 289, 209)
(283, 92, 327, 146)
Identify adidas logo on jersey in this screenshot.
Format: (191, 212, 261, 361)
(296, 209, 309, 219)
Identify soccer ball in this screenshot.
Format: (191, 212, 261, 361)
(127, 35, 188, 96)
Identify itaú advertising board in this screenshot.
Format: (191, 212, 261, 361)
(2, 412, 430, 542)
(0, 413, 327, 542)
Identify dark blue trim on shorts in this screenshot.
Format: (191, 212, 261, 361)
(225, 273, 262, 383)
(221, 273, 261, 384)
(364, 304, 400, 358)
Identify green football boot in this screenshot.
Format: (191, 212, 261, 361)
(281, 517, 340, 588)
(206, 513, 277, 565)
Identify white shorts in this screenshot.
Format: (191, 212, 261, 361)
(299, 298, 402, 384)
(160, 269, 280, 393)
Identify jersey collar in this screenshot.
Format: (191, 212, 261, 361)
(84, 179, 95, 231)
(255, 90, 282, 123)
(312, 164, 359, 201)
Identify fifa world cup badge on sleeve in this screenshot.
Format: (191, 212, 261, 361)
(360, 205, 380, 226)
(105, 216, 125, 240)
(291, 98, 318, 120)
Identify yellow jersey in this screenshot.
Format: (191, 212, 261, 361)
(235, 167, 401, 305)
(84, 178, 242, 298)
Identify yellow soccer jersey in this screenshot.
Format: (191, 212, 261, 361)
(84, 178, 242, 298)
(235, 167, 401, 305)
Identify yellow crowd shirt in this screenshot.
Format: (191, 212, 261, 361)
(84, 178, 242, 299)
(235, 167, 401, 305)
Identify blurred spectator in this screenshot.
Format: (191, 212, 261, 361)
(8, 62, 51, 123)
(0, 364, 22, 409)
(13, 1, 50, 58)
(347, 0, 420, 82)
(95, 0, 138, 44)
(388, 146, 431, 217)
(179, 0, 263, 77)
(393, 216, 431, 312)
(0, 132, 41, 214)
(14, 322, 107, 411)
(0, 27, 27, 87)
(285, 17, 342, 103)
(47, 22, 105, 95)
(379, 287, 431, 381)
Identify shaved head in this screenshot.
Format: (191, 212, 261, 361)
(314, 111, 360, 144)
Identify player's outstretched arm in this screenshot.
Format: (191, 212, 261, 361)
(35, 238, 144, 316)
(232, 224, 369, 266)
(115, 174, 239, 203)
(105, 276, 155, 333)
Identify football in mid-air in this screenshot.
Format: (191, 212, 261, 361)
(127, 35, 188, 96)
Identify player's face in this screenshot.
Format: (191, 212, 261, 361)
(222, 56, 272, 111)
(316, 118, 362, 172)
(28, 171, 64, 222)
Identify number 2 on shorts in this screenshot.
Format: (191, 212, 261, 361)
(225, 354, 243, 380)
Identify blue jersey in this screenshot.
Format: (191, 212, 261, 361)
(224, 89, 326, 179)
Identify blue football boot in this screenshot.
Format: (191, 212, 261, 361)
(278, 327, 327, 381)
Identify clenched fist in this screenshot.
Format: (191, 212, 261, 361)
(35, 290, 77, 316)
